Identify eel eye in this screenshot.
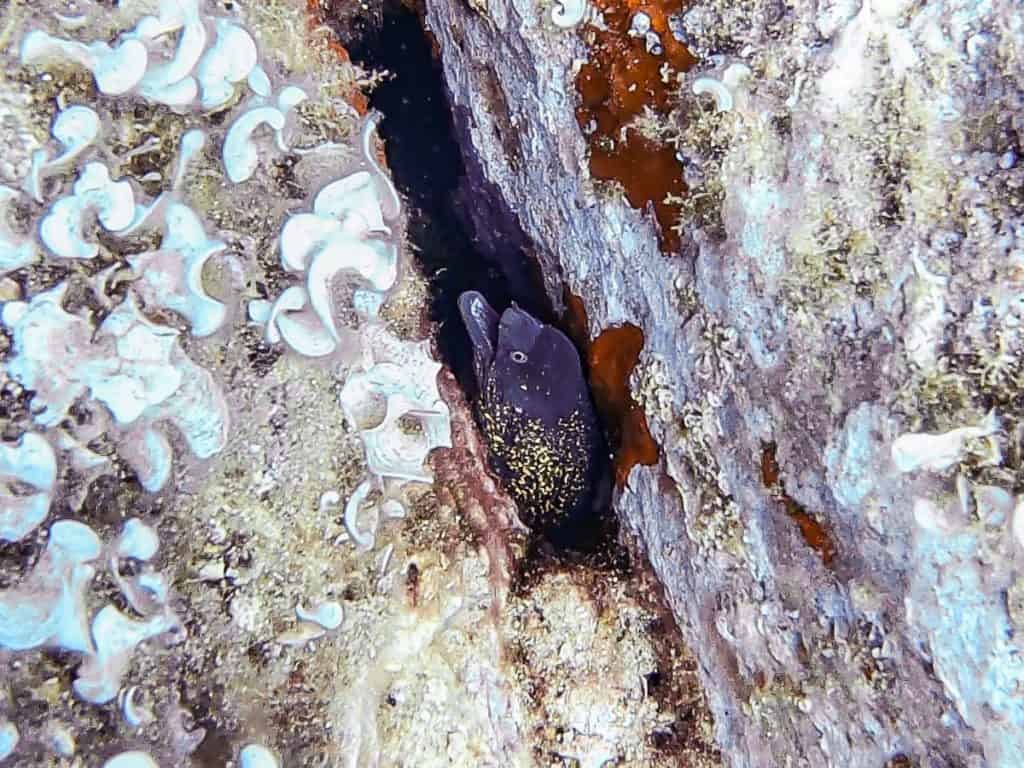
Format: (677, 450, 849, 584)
(510, 350, 528, 364)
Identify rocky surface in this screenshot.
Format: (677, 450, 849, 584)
(424, 0, 1024, 764)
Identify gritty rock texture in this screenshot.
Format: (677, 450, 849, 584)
(425, 0, 1024, 765)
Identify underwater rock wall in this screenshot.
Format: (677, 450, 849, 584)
(425, 0, 1024, 764)
(0, 1, 718, 765)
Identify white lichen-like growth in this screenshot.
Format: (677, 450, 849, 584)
(343, 477, 380, 551)
(117, 518, 160, 561)
(74, 604, 180, 703)
(0, 516, 180, 704)
(0, 721, 18, 761)
(23, 0, 265, 114)
(0, 432, 58, 541)
(221, 86, 308, 183)
(197, 20, 259, 110)
(223, 106, 287, 183)
(297, 600, 344, 630)
(892, 410, 1000, 473)
(277, 599, 345, 645)
(133, 0, 206, 107)
(111, 519, 170, 614)
(120, 686, 156, 729)
(691, 64, 751, 113)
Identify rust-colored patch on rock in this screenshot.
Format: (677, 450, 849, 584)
(575, 0, 696, 254)
(308, 0, 370, 114)
(760, 443, 836, 568)
(563, 288, 660, 489)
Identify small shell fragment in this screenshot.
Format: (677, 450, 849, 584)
(103, 751, 159, 768)
(296, 600, 343, 631)
(0, 720, 18, 761)
(240, 744, 280, 768)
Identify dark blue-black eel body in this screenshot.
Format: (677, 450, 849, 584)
(458, 291, 607, 541)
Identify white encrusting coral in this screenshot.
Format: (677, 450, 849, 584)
(133, 0, 206, 107)
(171, 129, 207, 190)
(277, 599, 345, 645)
(111, 519, 170, 615)
(39, 161, 136, 259)
(333, 329, 452, 552)
(358, 113, 403, 222)
(249, 115, 402, 358)
(343, 478, 379, 550)
(0, 520, 100, 651)
(551, 0, 589, 28)
(0, 721, 18, 761)
(296, 600, 344, 631)
(2, 288, 229, 486)
(197, 20, 259, 110)
(74, 605, 180, 703)
(118, 518, 160, 561)
(339, 335, 452, 483)
(25, 104, 101, 202)
(223, 106, 286, 183)
(120, 686, 156, 729)
(20, 30, 148, 96)
(0, 432, 58, 541)
(127, 201, 228, 337)
(3, 0, 454, 757)
(692, 64, 751, 113)
(0, 516, 179, 710)
(249, 285, 339, 357)
(22, 0, 266, 114)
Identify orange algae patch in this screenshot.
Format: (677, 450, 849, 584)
(760, 443, 836, 568)
(575, 0, 696, 253)
(563, 288, 660, 489)
(307, 0, 370, 114)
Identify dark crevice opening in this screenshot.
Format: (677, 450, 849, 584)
(337, 0, 552, 400)
(334, 1, 618, 556)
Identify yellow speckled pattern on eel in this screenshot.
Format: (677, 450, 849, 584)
(458, 291, 606, 538)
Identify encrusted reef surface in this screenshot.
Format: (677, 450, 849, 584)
(424, 0, 1024, 764)
(0, 1, 717, 766)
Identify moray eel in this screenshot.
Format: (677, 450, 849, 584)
(458, 290, 607, 541)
